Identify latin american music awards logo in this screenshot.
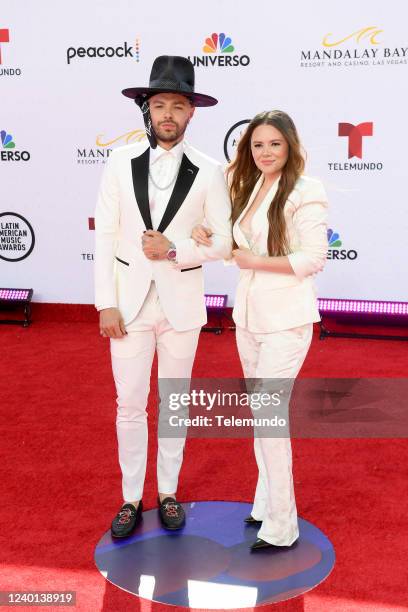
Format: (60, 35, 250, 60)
(188, 32, 250, 67)
(328, 121, 383, 172)
(300, 26, 408, 68)
(0, 29, 22, 76)
(0, 130, 31, 162)
(327, 229, 358, 261)
(76, 128, 146, 165)
(0, 212, 35, 262)
(224, 120, 250, 162)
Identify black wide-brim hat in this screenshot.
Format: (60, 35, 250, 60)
(122, 55, 218, 107)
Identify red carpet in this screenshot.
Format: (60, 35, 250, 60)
(1, 310, 407, 611)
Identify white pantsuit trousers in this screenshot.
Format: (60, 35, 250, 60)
(236, 323, 313, 546)
(110, 282, 200, 502)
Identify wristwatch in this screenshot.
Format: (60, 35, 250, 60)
(166, 242, 177, 262)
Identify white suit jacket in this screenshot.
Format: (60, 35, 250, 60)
(94, 141, 232, 331)
(232, 175, 328, 333)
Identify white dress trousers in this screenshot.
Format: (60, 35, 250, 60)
(110, 282, 200, 502)
(236, 323, 313, 546)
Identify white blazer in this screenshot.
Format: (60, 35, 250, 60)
(94, 141, 232, 331)
(232, 175, 328, 333)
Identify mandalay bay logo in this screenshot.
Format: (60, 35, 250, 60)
(300, 26, 408, 68)
(76, 128, 146, 165)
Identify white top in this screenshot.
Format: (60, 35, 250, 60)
(239, 223, 255, 249)
(148, 140, 184, 230)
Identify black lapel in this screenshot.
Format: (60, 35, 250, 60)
(157, 154, 199, 233)
(131, 148, 153, 230)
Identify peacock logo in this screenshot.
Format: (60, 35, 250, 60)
(327, 229, 342, 248)
(327, 229, 358, 261)
(203, 33, 234, 54)
(1, 130, 15, 149)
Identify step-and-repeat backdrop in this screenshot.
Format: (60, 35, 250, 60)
(1, 0, 407, 305)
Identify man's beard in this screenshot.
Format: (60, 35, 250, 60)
(153, 119, 189, 145)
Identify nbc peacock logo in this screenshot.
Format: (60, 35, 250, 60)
(203, 33, 234, 54)
(328, 229, 342, 248)
(188, 32, 250, 68)
(327, 229, 357, 261)
(1, 130, 15, 149)
(0, 130, 30, 162)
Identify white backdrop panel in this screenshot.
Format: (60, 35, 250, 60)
(1, 0, 407, 304)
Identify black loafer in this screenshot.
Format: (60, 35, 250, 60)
(250, 537, 297, 551)
(158, 497, 185, 530)
(244, 515, 262, 524)
(111, 501, 143, 538)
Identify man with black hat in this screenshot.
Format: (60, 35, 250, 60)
(94, 56, 231, 537)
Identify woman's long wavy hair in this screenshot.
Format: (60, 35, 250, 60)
(227, 110, 305, 256)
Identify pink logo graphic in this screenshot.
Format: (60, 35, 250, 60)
(338, 122, 373, 159)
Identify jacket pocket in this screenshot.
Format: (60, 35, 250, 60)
(181, 265, 202, 272)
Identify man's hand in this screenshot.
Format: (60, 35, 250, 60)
(232, 246, 261, 270)
(191, 224, 213, 246)
(100, 307, 127, 338)
(142, 231, 171, 260)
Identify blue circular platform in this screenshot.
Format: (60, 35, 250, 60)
(94, 501, 335, 608)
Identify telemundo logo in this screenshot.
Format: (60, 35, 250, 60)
(0, 28, 22, 76)
(188, 33, 250, 67)
(327, 229, 357, 260)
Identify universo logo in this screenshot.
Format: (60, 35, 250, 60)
(188, 33, 250, 67)
(67, 38, 141, 64)
(327, 229, 357, 261)
(1, 130, 30, 162)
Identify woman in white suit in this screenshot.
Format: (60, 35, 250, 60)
(193, 110, 328, 550)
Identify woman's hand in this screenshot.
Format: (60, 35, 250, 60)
(191, 224, 213, 246)
(232, 246, 261, 269)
